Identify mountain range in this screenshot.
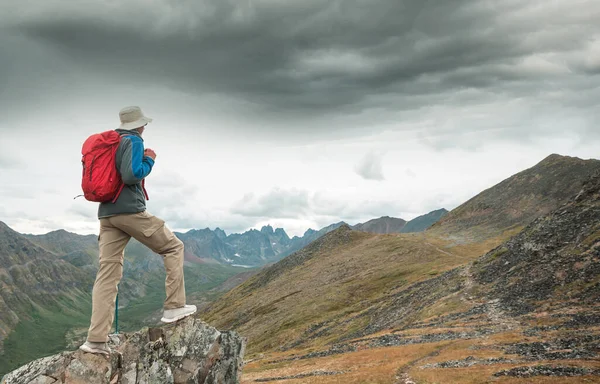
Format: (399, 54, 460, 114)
(0, 208, 444, 376)
(174, 208, 447, 267)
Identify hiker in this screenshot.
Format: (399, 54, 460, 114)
(80, 106, 196, 355)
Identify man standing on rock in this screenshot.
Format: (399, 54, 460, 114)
(80, 106, 196, 355)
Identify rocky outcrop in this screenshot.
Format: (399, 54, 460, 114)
(1, 317, 245, 384)
(471, 170, 600, 315)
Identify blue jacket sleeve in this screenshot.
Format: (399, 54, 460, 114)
(119, 136, 154, 185)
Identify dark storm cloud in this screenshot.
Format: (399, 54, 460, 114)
(1, 0, 599, 146)
(4, 1, 596, 112)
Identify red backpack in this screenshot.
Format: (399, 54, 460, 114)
(81, 130, 125, 203)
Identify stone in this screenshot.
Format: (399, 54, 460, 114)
(2, 317, 245, 384)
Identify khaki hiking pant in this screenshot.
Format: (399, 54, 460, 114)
(87, 211, 186, 342)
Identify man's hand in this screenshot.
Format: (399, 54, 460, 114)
(144, 148, 157, 160)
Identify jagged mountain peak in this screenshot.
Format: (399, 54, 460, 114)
(274, 227, 288, 236)
(213, 227, 227, 239)
(188, 228, 215, 235)
(303, 228, 317, 236)
(260, 225, 274, 235)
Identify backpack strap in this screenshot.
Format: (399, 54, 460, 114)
(111, 183, 126, 204)
(142, 179, 150, 201)
(110, 132, 129, 204)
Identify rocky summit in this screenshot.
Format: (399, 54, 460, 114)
(1, 317, 245, 384)
(429, 154, 600, 241)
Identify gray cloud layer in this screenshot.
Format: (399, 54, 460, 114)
(231, 186, 410, 223)
(2, 0, 599, 142)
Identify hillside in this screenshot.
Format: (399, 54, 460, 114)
(202, 155, 600, 383)
(470, 171, 600, 315)
(282, 222, 347, 257)
(0, 222, 94, 375)
(428, 154, 600, 241)
(203, 225, 486, 353)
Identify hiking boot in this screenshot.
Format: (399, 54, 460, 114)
(79, 341, 111, 355)
(161, 304, 197, 323)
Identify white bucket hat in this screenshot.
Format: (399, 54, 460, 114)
(119, 106, 153, 129)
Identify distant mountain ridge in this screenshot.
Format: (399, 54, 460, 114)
(350, 210, 449, 234)
(178, 209, 447, 266)
(352, 216, 406, 233)
(400, 208, 448, 233)
(10, 208, 448, 271)
(23, 230, 97, 256)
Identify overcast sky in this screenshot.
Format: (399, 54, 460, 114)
(1, 0, 599, 237)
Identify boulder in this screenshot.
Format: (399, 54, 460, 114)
(2, 317, 245, 384)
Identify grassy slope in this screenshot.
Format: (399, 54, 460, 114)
(229, 219, 600, 383)
(201, 227, 523, 383)
(203, 227, 507, 354)
(0, 290, 92, 376)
